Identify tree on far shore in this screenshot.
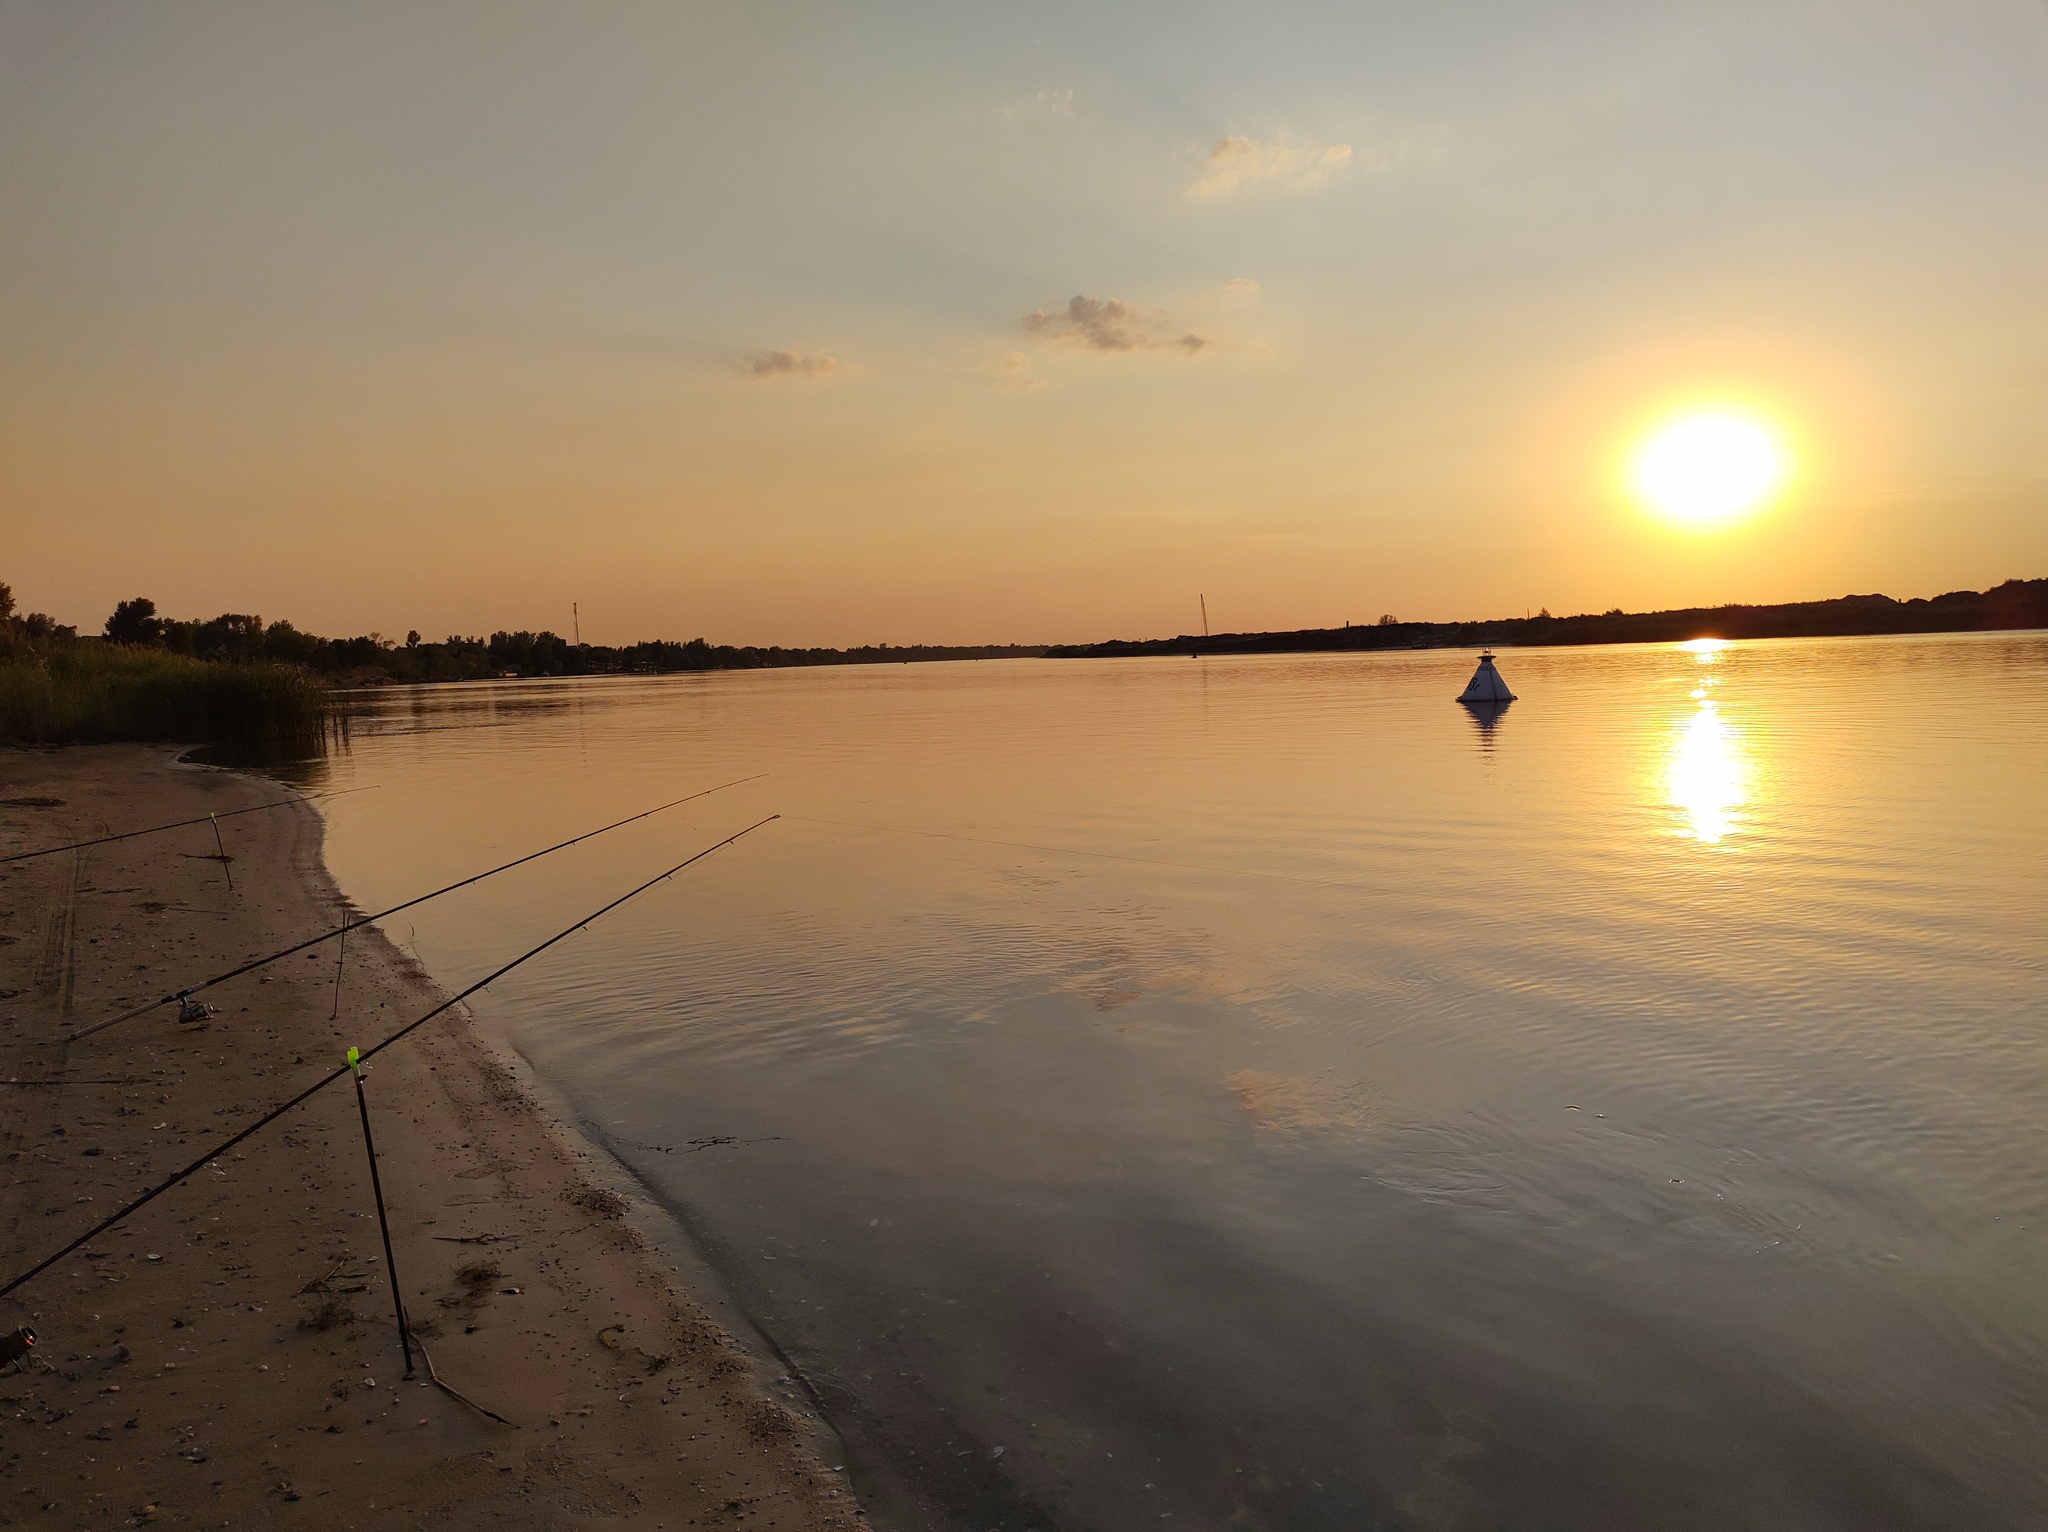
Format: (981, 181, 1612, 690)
(105, 597, 162, 646)
(0, 579, 77, 643)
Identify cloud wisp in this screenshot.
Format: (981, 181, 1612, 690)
(1004, 86, 1075, 122)
(1199, 277, 1261, 309)
(997, 352, 1046, 390)
(1021, 296, 1209, 354)
(1189, 134, 1352, 200)
(736, 347, 844, 381)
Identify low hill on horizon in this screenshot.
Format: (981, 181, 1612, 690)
(1044, 578, 2048, 661)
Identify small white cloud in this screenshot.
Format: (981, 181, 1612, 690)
(999, 352, 1048, 389)
(736, 347, 844, 381)
(1021, 296, 1210, 354)
(1199, 277, 1261, 309)
(1189, 135, 1353, 200)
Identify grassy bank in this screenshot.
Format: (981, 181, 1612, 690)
(0, 640, 330, 750)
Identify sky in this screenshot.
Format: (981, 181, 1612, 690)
(3, 1, 2045, 647)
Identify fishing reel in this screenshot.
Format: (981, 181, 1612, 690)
(0, 1325, 35, 1371)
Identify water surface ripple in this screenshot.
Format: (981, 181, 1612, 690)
(301, 637, 2046, 1530)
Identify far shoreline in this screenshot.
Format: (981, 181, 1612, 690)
(1042, 576, 2048, 663)
(308, 617, 2048, 703)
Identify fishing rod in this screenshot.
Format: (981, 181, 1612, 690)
(0, 785, 378, 867)
(66, 774, 766, 1044)
(2, 814, 780, 1301)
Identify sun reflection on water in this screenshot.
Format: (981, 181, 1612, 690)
(1667, 640, 1747, 844)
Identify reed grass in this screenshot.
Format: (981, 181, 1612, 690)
(0, 640, 330, 751)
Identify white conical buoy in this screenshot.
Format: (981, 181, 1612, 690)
(1456, 651, 1515, 703)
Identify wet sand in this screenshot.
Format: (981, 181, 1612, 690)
(0, 746, 867, 1531)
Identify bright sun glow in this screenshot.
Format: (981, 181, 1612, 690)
(1631, 413, 1787, 527)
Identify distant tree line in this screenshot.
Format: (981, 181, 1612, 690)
(12, 575, 2042, 695)
(1045, 578, 2048, 659)
(54, 593, 1046, 684)
(0, 581, 76, 643)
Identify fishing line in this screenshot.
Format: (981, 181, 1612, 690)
(1, 815, 779, 1301)
(784, 812, 1361, 891)
(0, 786, 378, 866)
(67, 773, 766, 1044)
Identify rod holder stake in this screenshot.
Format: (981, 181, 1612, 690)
(349, 1046, 416, 1381)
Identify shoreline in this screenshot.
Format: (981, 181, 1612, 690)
(0, 745, 865, 1530)
(1044, 579, 2048, 659)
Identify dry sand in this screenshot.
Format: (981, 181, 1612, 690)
(0, 746, 867, 1531)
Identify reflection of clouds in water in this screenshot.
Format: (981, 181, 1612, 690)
(1226, 1069, 1378, 1138)
(1667, 647, 1747, 843)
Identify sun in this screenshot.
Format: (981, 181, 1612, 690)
(1630, 412, 1788, 527)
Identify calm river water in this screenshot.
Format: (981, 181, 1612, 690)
(294, 636, 2045, 1531)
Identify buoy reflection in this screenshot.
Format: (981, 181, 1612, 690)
(1460, 697, 1512, 751)
(1667, 652, 1746, 843)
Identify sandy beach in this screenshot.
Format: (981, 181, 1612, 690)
(0, 746, 866, 1531)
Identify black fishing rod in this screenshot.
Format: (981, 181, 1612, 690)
(1, 814, 780, 1301)
(66, 774, 765, 1044)
(0, 786, 377, 867)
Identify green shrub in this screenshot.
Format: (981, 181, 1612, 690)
(0, 639, 330, 750)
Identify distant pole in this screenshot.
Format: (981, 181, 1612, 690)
(573, 602, 581, 646)
(348, 1047, 416, 1380)
(1200, 595, 1209, 638)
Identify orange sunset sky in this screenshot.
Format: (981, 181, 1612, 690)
(3, 3, 2045, 646)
